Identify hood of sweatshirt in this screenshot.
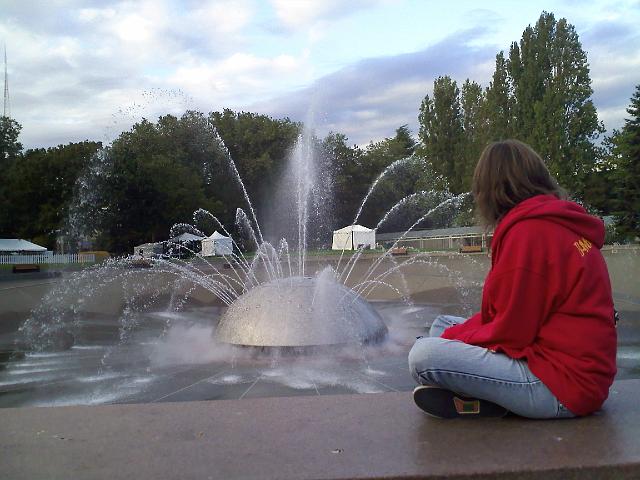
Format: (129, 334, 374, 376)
(491, 195, 605, 262)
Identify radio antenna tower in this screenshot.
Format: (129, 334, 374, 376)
(3, 45, 9, 118)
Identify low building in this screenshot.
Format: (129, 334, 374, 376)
(376, 226, 492, 251)
(0, 239, 48, 255)
(134, 233, 209, 259)
(133, 242, 164, 258)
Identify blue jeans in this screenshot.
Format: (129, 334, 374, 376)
(408, 315, 575, 419)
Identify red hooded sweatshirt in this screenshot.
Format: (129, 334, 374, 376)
(441, 195, 617, 416)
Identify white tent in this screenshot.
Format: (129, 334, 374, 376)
(0, 239, 47, 253)
(331, 225, 376, 251)
(165, 232, 206, 257)
(201, 231, 233, 256)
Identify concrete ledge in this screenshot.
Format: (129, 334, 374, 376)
(2, 379, 639, 480)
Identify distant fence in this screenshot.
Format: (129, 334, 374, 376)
(0, 253, 96, 265)
(393, 234, 489, 251)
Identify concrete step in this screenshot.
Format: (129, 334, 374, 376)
(2, 379, 639, 479)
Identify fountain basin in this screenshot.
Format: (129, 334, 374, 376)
(215, 277, 387, 347)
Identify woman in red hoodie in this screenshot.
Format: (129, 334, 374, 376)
(408, 139, 617, 418)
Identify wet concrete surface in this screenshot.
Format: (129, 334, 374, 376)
(1, 252, 639, 479)
(0, 302, 435, 407)
(0, 296, 638, 409)
(0, 250, 638, 408)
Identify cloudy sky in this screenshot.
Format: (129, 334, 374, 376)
(2, 0, 639, 149)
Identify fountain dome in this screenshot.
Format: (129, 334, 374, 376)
(215, 276, 387, 348)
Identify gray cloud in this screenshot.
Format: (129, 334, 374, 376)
(592, 78, 637, 111)
(267, 0, 387, 32)
(582, 19, 639, 55)
(251, 16, 639, 144)
(581, 17, 640, 130)
(2, 1, 110, 38)
(250, 29, 497, 144)
(5, 2, 638, 149)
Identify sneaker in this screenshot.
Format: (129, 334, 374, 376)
(413, 386, 508, 419)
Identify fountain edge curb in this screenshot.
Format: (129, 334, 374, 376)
(1, 379, 639, 480)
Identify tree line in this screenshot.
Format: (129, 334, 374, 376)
(0, 12, 638, 253)
(0, 110, 439, 253)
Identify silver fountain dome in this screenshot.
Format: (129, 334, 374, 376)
(215, 276, 387, 348)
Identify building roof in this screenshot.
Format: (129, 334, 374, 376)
(0, 239, 47, 252)
(376, 226, 489, 241)
(134, 242, 161, 249)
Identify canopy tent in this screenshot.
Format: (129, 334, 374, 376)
(0, 239, 47, 254)
(168, 233, 206, 243)
(165, 232, 206, 257)
(201, 231, 233, 257)
(331, 225, 376, 251)
(133, 242, 163, 257)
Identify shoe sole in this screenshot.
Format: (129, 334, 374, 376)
(413, 386, 508, 419)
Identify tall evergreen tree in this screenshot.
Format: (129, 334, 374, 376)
(484, 52, 513, 141)
(418, 76, 465, 193)
(460, 79, 485, 188)
(392, 124, 417, 158)
(610, 85, 640, 239)
(507, 12, 602, 196)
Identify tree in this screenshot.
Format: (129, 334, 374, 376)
(355, 126, 420, 228)
(363, 125, 417, 170)
(349, 126, 458, 233)
(209, 109, 301, 215)
(389, 124, 417, 158)
(93, 113, 226, 253)
(484, 52, 513, 141)
(460, 80, 486, 188)
(0, 141, 102, 247)
(507, 12, 603, 196)
(324, 132, 367, 228)
(418, 76, 466, 193)
(326, 126, 435, 232)
(0, 116, 22, 162)
(0, 116, 23, 233)
(609, 85, 640, 239)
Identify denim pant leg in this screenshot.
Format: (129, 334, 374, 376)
(408, 336, 575, 419)
(429, 315, 466, 338)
